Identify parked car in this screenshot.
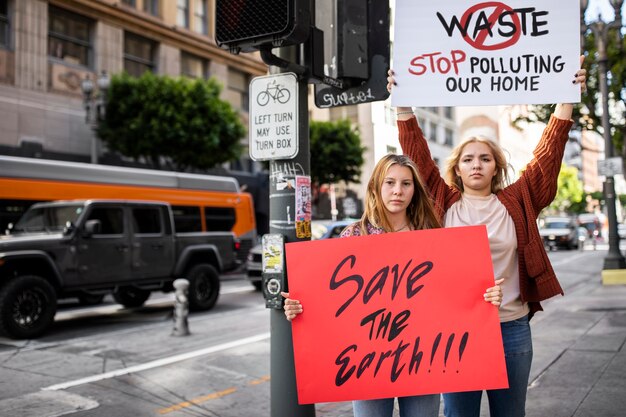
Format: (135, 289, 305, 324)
(578, 213, 602, 240)
(618, 224, 626, 240)
(0, 199, 239, 339)
(539, 216, 579, 250)
(246, 220, 354, 291)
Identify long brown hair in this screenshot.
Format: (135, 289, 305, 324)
(359, 154, 441, 234)
(444, 136, 511, 193)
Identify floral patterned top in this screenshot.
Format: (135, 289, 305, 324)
(339, 221, 386, 238)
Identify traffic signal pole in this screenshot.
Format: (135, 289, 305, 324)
(268, 44, 315, 417)
(215, 2, 388, 413)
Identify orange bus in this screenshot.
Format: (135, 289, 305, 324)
(0, 155, 257, 263)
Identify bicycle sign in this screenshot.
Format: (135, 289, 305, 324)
(256, 79, 291, 106)
(250, 73, 298, 161)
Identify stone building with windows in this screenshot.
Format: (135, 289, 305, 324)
(0, 0, 266, 174)
(0, 0, 461, 224)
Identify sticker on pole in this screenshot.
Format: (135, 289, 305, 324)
(249, 73, 299, 161)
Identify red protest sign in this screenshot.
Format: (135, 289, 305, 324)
(285, 225, 507, 404)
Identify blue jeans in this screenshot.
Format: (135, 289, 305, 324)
(443, 315, 533, 417)
(353, 394, 440, 417)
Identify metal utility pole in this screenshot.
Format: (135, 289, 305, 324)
(267, 44, 315, 417)
(580, 0, 625, 269)
(261, 2, 318, 413)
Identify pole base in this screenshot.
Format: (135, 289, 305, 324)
(602, 268, 626, 285)
(603, 253, 626, 270)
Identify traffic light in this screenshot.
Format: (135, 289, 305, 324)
(313, 0, 390, 108)
(215, 0, 311, 54)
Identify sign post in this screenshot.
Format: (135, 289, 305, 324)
(253, 47, 315, 417)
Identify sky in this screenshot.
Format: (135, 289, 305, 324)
(584, 0, 625, 25)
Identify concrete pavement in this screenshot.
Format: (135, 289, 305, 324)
(525, 269, 626, 417)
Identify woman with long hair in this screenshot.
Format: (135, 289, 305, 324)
(386, 56, 587, 417)
(282, 153, 503, 417)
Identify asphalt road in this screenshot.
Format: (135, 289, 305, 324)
(0, 247, 612, 417)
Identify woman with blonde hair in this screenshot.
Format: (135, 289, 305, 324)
(386, 56, 587, 417)
(282, 153, 503, 417)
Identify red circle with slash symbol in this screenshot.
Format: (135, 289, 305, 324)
(461, 2, 522, 51)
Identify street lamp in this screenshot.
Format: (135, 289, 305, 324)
(81, 70, 110, 164)
(580, 0, 625, 269)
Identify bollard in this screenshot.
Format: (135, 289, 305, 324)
(172, 278, 190, 336)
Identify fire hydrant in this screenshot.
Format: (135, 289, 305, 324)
(172, 278, 190, 336)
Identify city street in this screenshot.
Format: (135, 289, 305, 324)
(0, 246, 624, 417)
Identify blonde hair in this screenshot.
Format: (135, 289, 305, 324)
(359, 154, 441, 234)
(444, 136, 511, 193)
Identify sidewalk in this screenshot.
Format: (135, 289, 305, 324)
(314, 267, 626, 417)
(525, 273, 626, 417)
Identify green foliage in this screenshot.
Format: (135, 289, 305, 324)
(310, 119, 365, 185)
(512, 27, 625, 154)
(97, 72, 245, 170)
(549, 164, 584, 213)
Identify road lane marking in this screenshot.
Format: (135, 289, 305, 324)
(157, 387, 237, 414)
(248, 375, 270, 385)
(157, 374, 271, 414)
(42, 332, 270, 391)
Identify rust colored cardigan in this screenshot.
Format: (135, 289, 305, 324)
(398, 115, 572, 317)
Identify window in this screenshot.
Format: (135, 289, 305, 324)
(132, 207, 162, 234)
(443, 107, 453, 120)
(429, 122, 437, 142)
(205, 207, 236, 232)
(124, 32, 156, 77)
(48, 7, 92, 67)
(172, 206, 201, 233)
(0, 0, 8, 48)
(181, 52, 208, 79)
(87, 208, 124, 235)
(444, 128, 454, 147)
(143, 0, 160, 17)
(121, 0, 136, 6)
(386, 145, 397, 154)
(228, 69, 249, 112)
(0, 200, 42, 233)
(194, 0, 208, 35)
(177, 0, 189, 28)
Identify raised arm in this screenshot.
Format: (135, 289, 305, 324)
(516, 56, 587, 214)
(388, 70, 457, 214)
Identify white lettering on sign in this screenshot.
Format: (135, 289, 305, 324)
(249, 73, 299, 161)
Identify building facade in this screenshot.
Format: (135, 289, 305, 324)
(0, 0, 266, 173)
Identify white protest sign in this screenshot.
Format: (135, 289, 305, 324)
(391, 0, 581, 107)
(249, 73, 298, 161)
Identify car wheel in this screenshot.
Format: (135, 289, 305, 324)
(0, 276, 57, 339)
(113, 287, 151, 308)
(186, 264, 220, 311)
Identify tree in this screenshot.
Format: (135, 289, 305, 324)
(513, 24, 625, 160)
(548, 164, 584, 214)
(309, 119, 365, 186)
(97, 72, 245, 170)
